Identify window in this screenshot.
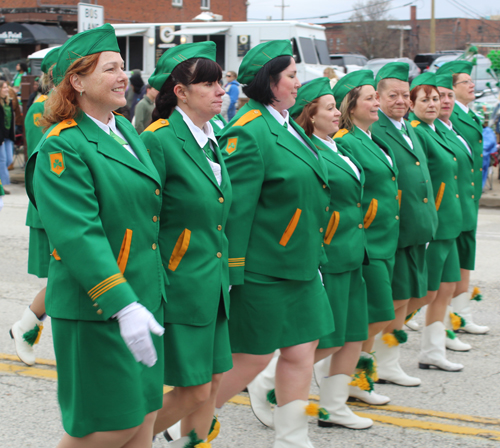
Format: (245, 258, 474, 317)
(298, 37, 318, 64)
(314, 39, 331, 65)
(117, 36, 144, 71)
(172, 0, 182, 6)
(201, 0, 210, 9)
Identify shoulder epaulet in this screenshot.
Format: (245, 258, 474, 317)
(46, 119, 77, 138)
(232, 110, 262, 127)
(411, 120, 420, 128)
(34, 95, 48, 104)
(333, 128, 349, 139)
(112, 110, 124, 117)
(144, 119, 170, 133)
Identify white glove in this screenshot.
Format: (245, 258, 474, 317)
(114, 302, 164, 367)
(425, 242, 430, 250)
(0, 196, 3, 212)
(229, 285, 232, 292)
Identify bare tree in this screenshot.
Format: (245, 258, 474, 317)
(345, 0, 400, 59)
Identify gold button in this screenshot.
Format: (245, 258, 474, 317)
(319, 228, 324, 233)
(479, 139, 482, 143)
(358, 224, 363, 229)
(217, 225, 222, 231)
(396, 196, 399, 200)
(471, 169, 474, 173)
(155, 189, 160, 195)
(416, 161, 420, 166)
(93, 303, 99, 307)
(480, 168, 483, 172)
(392, 176, 396, 181)
(481, 154, 483, 157)
(321, 243, 324, 247)
(152, 243, 157, 250)
(152, 216, 158, 223)
(471, 182, 474, 186)
(326, 206, 329, 212)
(216, 252, 222, 258)
(396, 216, 399, 220)
(218, 197, 224, 203)
(97, 309, 103, 315)
(322, 184, 327, 189)
(357, 203, 361, 207)
(456, 194, 459, 198)
(423, 198, 428, 203)
(454, 176, 457, 179)
(453, 157, 457, 161)
(472, 195, 475, 199)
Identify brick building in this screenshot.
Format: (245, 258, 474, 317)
(324, 14, 500, 59)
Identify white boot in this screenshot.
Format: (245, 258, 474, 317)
(163, 421, 181, 442)
(452, 292, 490, 334)
(348, 385, 390, 405)
(313, 355, 331, 388)
(247, 355, 279, 429)
(10, 306, 44, 366)
(405, 320, 420, 331)
(318, 375, 373, 429)
(273, 400, 314, 448)
(444, 306, 472, 351)
(373, 333, 422, 386)
(419, 322, 463, 371)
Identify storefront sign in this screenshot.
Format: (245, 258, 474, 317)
(78, 3, 104, 33)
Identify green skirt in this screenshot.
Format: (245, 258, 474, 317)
(317, 267, 368, 349)
(52, 306, 164, 438)
(362, 257, 396, 324)
(228, 271, 334, 355)
(163, 302, 232, 387)
(426, 239, 461, 291)
(27, 227, 50, 278)
(392, 244, 428, 301)
(456, 229, 476, 271)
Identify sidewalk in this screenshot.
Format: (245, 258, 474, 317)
(9, 158, 500, 207)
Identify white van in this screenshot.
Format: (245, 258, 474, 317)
(110, 21, 333, 83)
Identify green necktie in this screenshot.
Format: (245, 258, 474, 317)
(110, 129, 128, 146)
(283, 121, 288, 130)
(399, 125, 409, 137)
(468, 109, 481, 126)
(202, 141, 217, 163)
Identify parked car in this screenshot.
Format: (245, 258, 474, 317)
(365, 57, 421, 82)
(329, 54, 368, 73)
(414, 51, 463, 72)
(428, 54, 496, 93)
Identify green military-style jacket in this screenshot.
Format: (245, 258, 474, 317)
(141, 110, 232, 326)
(409, 114, 462, 240)
(219, 99, 331, 285)
(25, 112, 167, 321)
(435, 119, 477, 232)
(311, 135, 367, 274)
(334, 126, 400, 260)
(449, 103, 483, 206)
(372, 111, 438, 248)
(24, 94, 48, 230)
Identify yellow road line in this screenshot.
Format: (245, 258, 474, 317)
(0, 362, 57, 380)
(0, 353, 56, 366)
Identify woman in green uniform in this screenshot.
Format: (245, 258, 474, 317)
(140, 41, 232, 447)
(246, 77, 372, 430)
(9, 47, 59, 367)
(25, 24, 167, 447)
(332, 70, 400, 405)
(436, 61, 489, 335)
(407, 72, 463, 371)
(214, 40, 335, 447)
(371, 63, 437, 387)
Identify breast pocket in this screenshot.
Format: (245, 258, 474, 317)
(169, 229, 191, 271)
(363, 198, 378, 229)
(324, 211, 340, 245)
(279, 208, 302, 247)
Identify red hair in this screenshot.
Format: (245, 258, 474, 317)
(410, 84, 440, 105)
(294, 99, 320, 137)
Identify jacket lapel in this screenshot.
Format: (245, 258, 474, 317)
(454, 104, 482, 136)
(420, 121, 458, 157)
(436, 120, 473, 162)
(354, 126, 397, 176)
(377, 111, 413, 152)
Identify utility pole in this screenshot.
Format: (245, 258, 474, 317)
(430, 0, 435, 52)
(275, 0, 289, 20)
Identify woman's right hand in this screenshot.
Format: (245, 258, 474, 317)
(114, 302, 164, 367)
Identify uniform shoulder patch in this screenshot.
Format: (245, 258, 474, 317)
(49, 151, 66, 177)
(225, 137, 238, 155)
(34, 95, 48, 104)
(410, 120, 420, 128)
(333, 128, 349, 139)
(33, 113, 42, 127)
(46, 119, 77, 139)
(144, 119, 170, 133)
(232, 110, 262, 127)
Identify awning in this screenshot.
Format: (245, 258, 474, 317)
(114, 28, 149, 37)
(0, 23, 68, 45)
(170, 27, 229, 36)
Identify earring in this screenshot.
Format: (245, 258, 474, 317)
(183, 99, 186, 104)
(311, 119, 315, 124)
(80, 90, 84, 96)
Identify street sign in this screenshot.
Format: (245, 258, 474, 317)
(78, 3, 104, 33)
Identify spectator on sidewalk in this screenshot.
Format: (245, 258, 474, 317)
(134, 84, 158, 134)
(224, 70, 239, 120)
(482, 118, 498, 189)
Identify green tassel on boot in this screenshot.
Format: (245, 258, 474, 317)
(266, 388, 277, 405)
(22, 324, 43, 346)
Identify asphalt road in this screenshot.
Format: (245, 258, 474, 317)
(1, 182, 499, 447)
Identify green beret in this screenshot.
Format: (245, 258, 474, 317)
(41, 47, 60, 75)
(375, 62, 410, 84)
(148, 41, 216, 91)
(435, 72, 453, 90)
(410, 72, 437, 90)
(237, 40, 293, 85)
(289, 77, 333, 118)
(332, 70, 375, 105)
(53, 23, 120, 85)
(436, 60, 473, 76)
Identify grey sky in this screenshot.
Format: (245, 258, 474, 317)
(247, 0, 500, 23)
